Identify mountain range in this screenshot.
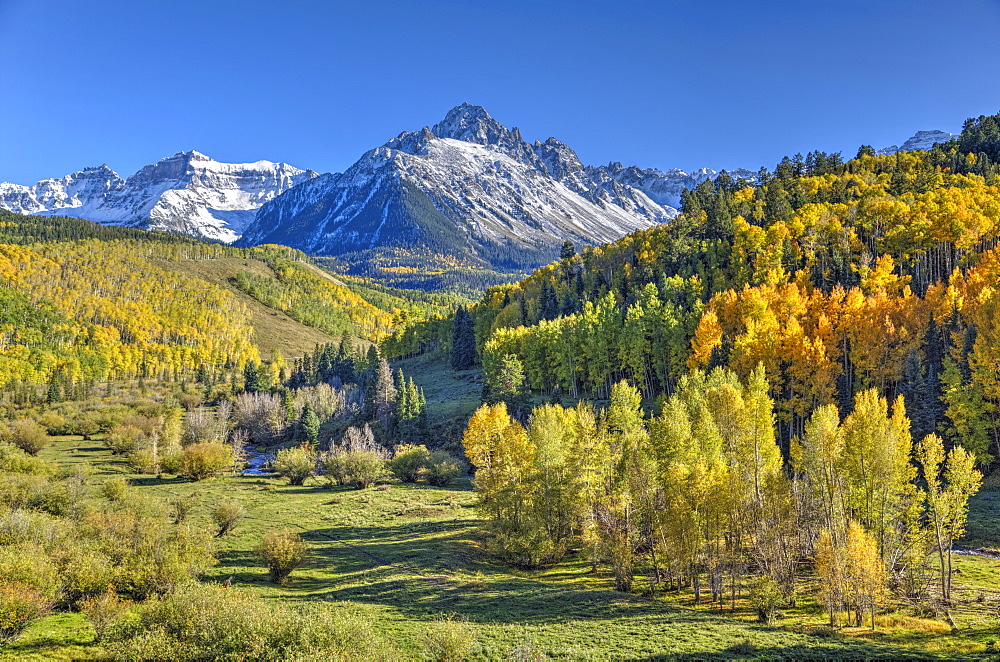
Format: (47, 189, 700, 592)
(0, 151, 316, 243)
(0, 105, 955, 269)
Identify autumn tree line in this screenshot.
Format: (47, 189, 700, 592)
(0, 209, 459, 403)
(463, 370, 981, 626)
(407, 111, 1000, 469)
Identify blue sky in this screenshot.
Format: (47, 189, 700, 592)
(2, 0, 999, 184)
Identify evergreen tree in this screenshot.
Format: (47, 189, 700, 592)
(540, 281, 559, 321)
(560, 240, 576, 261)
(300, 403, 320, 445)
(243, 360, 260, 393)
(372, 358, 397, 437)
(451, 306, 478, 370)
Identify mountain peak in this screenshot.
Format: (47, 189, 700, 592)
(167, 149, 212, 162)
(878, 129, 956, 156)
(431, 103, 512, 146)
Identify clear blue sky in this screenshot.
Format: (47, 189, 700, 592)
(2, 0, 999, 184)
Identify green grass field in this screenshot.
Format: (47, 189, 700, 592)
(5, 433, 999, 660)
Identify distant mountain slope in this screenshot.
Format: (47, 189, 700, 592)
(878, 130, 957, 155)
(242, 104, 703, 270)
(0, 151, 317, 243)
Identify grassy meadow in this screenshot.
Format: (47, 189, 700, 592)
(4, 429, 999, 660)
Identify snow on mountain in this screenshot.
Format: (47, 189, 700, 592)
(0, 165, 125, 217)
(878, 130, 956, 156)
(0, 151, 317, 243)
(243, 103, 723, 269)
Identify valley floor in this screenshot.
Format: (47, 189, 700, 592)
(6, 435, 1000, 660)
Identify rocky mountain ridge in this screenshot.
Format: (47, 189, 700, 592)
(241, 104, 725, 269)
(0, 151, 316, 243)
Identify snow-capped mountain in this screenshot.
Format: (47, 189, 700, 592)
(0, 152, 317, 243)
(879, 130, 956, 156)
(243, 103, 715, 269)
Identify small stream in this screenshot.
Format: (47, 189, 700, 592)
(242, 447, 275, 475)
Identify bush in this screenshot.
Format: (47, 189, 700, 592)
(178, 442, 232, 480)
(66, 412, 101, 440)
(0, 510, 65, 547)
(328, 448, 387, 489)
(169, 495, 197, 525)
(0, 582, 53, 644)
(425, 450, 465, 487)
(78, 511, 214, 599)
(748, 575, 784, 624)
(101, 477, 131, 503)
(126, 448, 159, 474)
(421, 613, 474, 662)
(182, 406, 228, 446)
(273, 446, 316, 486)
(104, 424, 144, 456)
(258, 531, 307, 584)
(389, 444, 430, 482)
(0, 473, 69, 515)
(0, 543, 60, 596)
(104, 582, 390, 660)
(59, 544, 117, 604)
(79, 586, 130, 642)
(0, 445, 54, 476)
(160, 451, 183, 475)
(37, 411, 69, 436)
(0, 420, 49, 456)
(211, 501, 246, 537)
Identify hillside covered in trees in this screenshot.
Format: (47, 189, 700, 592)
(411, 112, 1000, 471)
(0, 210, 459, 401)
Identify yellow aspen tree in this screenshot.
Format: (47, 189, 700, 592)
(814, 527, 845, 626)
(916, 433, 983, 604)
(843, 520, 887, 630)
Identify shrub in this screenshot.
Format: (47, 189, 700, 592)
(421, 613, 474, 662)
(101, 477, 131, 503)
(331, 448, 387, 489)
(273, 446, 316, 486)
(0, 420, 49, 456)
(78, 511, 214, 599)
(0, 445, 54, 476)
(178, 393, 204, 411)
(0, 582, 53, 644)
(211, 501, 246, 537)
(160, 451, 183, 475)
(0, 509, 65, 547)
(0, 543, 60, 596)
(104, 424, 144, 455)
(178, 442, 232, 480)
(170, 495, 197, 525)
(0, 474, 69, 515)
(748, 575, 784, 624)
(425, 450, 465, 487)
(59, 544, 116, 604)
(389, 444, 430, 482)
(67, 412, 101, 440)
(258, 531, 307, 584)
(126, 449, 159, 474)
(36, 411, 69, 436)
(79, 586, 130, 642)
(104, 583, 390, 660)
(182, 406, 228, 446)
